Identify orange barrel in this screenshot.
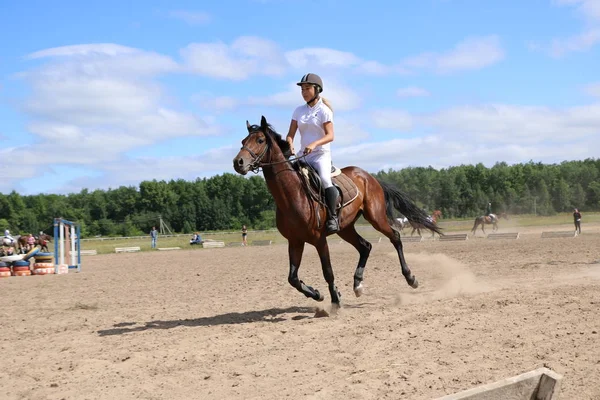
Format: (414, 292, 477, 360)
(33, 262, 55, 275)
(0, 262, 10, 278)
(12, 260, 31, 276)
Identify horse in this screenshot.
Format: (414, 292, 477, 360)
(1, 236, 19, 256)
(395, 216, 409, 232)
(17, 233, 52, 253)
(232, 116, 441, 311)
(409, 209, 442, 238)
(471, 212, 508, 235)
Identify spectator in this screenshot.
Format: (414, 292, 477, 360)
(150, 226, 158, 249)
(242, 225, 248, 246)
(573, 208, 582, 234)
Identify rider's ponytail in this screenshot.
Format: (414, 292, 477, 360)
(321, 97, 333, 113)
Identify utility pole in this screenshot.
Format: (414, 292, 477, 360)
(158, 214, 173, 235)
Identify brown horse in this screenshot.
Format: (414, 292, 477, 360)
(17, 233, 52, 253)
(471, 213, 508, 235)
(409, 209, 442, 238)
(232, 116, 441, 310)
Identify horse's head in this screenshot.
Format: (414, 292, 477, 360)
(232, 115, 292, 175)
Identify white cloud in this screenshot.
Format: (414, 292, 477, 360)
(25, 44, 178, 77)
(27, 44, 138, 59)
(232, 80, 363, 112)
(399, 36, 505, 74)
(53, 145, 241, 193)
(168, 10, 211, 25)
(285, 48, 362, 69)
(371, 109, 414, 131)
(396, 86, 430, 98)
(6, 43, 221, 192)
(534, 1, 600, 57)
(554, 0, 600, 22)
(180, 36, 288, 80)
(549, 29, 600, 57)
(366, 102, 600, 150)
(329, 118, 371, 146)
(320, 100, 600, 173)
(583, 82, 600, 97)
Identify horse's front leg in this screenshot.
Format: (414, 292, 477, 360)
(287, 240, 324, 302)
(315, 239, 342, 309)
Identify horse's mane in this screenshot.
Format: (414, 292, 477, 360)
(249, 123, 293, 160)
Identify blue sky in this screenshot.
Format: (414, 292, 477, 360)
(1, 0, 599, 195)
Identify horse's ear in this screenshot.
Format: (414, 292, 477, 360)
(246, 120, 251, 131)
(260, 115, 268, 131)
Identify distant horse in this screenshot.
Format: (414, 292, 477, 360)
(1, 236, 19, 255)
(471, 213, 508, 235)
(409, 209, 442, 238)
(233, 116, 441, 310)
(17, 233, 52, 253)
(395, 216, 409, 232)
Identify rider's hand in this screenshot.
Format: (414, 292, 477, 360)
(303, 144, 314, 155)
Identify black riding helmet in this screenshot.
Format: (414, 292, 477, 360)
(297, 73, 323, 104)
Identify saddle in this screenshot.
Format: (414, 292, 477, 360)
(293, 159, 359, 211)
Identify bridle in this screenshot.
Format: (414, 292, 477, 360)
(240, 128, 308, 173)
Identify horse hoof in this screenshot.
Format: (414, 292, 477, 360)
(330, 303, 341, 315)
(354, 283, 364, 297)
(410, 278, 419, 289)
(315, 291, 325, 302)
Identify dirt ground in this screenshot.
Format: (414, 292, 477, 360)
(1, 222, 599, 400)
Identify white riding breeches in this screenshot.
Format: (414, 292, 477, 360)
(305, 150, 333, 189)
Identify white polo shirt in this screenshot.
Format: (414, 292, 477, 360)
(291, 98, 334, 154)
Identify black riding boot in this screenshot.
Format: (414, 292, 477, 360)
(324, 186, 340, 234)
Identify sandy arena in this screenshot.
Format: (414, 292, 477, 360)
(1, 224, 599, 399)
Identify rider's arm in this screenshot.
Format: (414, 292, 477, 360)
(286, 119, 298, 153)
(307, 121, 335, 149)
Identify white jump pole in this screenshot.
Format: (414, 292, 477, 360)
(70, 224, 76, 267)
(59, 220, 65, 266)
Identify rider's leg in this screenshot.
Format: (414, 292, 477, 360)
(308, 151, 339, 233)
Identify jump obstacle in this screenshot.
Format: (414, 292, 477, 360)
(251, 240, 272, 246)
(115, 246, 141, 253)
(541, 231, 577, 239)
(438, 233, 469, 242)
(487, 232, 520, 240)
(54, 217, 81, 273)
(436, 367, 562, 400)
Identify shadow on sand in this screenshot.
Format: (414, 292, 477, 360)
(97, 306, 314, 336)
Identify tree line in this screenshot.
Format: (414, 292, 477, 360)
(1, 159, 598, 238)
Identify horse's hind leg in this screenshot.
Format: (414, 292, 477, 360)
(363, 211, 418, 289)
(336, 226, 372, 297)
(287, 240, 324, 302)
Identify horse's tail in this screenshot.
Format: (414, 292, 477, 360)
(378, 179, 443, 235)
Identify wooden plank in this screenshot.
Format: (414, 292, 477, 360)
(435, 367, 562, 400)
(251, 240, 272, 246)
(202, 241, 225, 248)
(401, 236, 423, 243)
(226, 242, 244, 247)
(115, 246, 141, 253)
(487, 232, 520, 240)
(541, 231, 577, 239)
(157, 247, 181, 251)
(439, 234, 469, 242)
(80, 249, 98, 255)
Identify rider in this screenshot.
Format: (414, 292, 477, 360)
(3, 229, 15, 245)
(286, 73, 339, 234)
(486, 202, 496, 223)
